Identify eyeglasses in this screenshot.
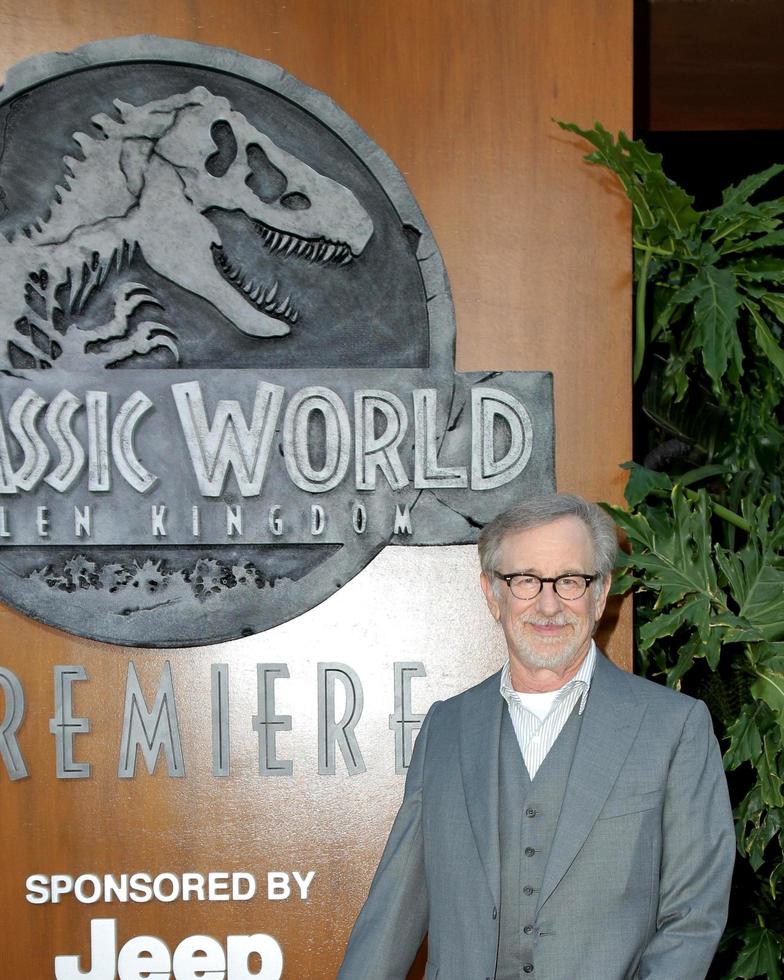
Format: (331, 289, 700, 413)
(494, 572, 597, 601)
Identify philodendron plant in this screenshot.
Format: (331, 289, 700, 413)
(561, 121, 784, 979)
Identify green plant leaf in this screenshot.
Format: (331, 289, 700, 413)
(677, 464, 727, 487)
(557, 121, 699, 244)
(715, 540, 784, 642)
(638, 596, 708, 649)
(771, 859, 784, 900)
(751, 667, 784, 728)
(745, 805, 783, 870)
(746, 301, 784, 382)
(723, 229, 784, 255)
(725, 703, 764, 769)
(731, 256, 784, 283)
(693, 266, 744, 385)
(604, 490, 725, 610)
(729, 925, 783, 980)
(757, 733, 784, 808)
(761, 292, 784, 321)
(620, 461, 671, 507)
(720, 163, 784, 208)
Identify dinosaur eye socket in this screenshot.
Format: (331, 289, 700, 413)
(246, 143, 288, 203)
(206, 121, 238, 177)
(281, 192, 311, 211)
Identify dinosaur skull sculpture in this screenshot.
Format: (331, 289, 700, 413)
(119, 88, 374, 338)
(51, 87, 374, 342)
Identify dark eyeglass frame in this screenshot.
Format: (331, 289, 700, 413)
(493, 571, 597, 600)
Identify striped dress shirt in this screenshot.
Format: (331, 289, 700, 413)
(499, 641, 597, 778)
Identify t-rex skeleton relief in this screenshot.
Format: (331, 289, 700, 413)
(0, 86, 373, 373)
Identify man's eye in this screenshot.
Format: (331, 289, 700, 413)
(514, 575, 538, 587)
(559, 576, 579, 587)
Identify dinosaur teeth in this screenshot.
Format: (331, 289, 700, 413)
(250, 284, 263, 302)
(265, 280, 279, 303)
(322, 244, 336, 262)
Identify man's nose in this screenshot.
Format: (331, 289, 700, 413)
(535, 582, 562, 615)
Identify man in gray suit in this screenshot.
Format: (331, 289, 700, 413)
(339, 493, 735, 980)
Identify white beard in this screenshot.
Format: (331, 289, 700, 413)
(508, 611, 593, 671)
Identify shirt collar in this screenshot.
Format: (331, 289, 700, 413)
(499, 640, 597, 714)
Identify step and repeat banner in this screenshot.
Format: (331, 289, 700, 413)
(0, 6, 631, 978)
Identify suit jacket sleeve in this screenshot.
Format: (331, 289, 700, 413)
(639, 698, 735, 979)
(337, 701, 439, 980)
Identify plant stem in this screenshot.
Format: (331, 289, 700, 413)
(680, 487, 751, 532)
(632, 241, 673, 257)
(634, 248, 652, 383)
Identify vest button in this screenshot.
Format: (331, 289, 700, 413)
(525, 807, 536, 817)
(523, 965, 534, 973)
(524, 925, 534, 935)
(523, 885, 534, 896)
(525, 846, 535, 857)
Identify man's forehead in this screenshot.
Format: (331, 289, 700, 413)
(499, 515, 595, 566)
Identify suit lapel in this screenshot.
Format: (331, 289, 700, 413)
(458, 672, 504, 906)
(537, 653, 647, 912)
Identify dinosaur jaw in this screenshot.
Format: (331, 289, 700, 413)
(255, 226, 355, 266)
(211, 220, 358, 331)
(213, 245, 299, 326)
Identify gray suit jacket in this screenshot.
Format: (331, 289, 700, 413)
(338, 652, 735, 980)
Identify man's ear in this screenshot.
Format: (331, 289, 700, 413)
(594, 574, 612, 622)
(480, 572, 501, 621)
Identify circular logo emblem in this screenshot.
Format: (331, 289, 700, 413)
(0, 37, 458, 645)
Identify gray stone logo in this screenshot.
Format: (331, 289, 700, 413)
(1, 85, 373, 370)
(0, 37, 554, 646)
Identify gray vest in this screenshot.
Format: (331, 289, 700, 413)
(495, 703, 583, 980)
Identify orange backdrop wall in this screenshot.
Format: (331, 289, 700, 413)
(0, 3, 632, 977)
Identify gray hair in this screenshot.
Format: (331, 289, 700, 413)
(478, 492, 618, 581)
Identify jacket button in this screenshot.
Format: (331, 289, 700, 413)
(523, 965, 534, 974)
(525, 846, 535, 856)
(524, 925, 534, 935)
(492, 906, 497, 920)
(525, 807, 536, 817)
(523, 885, 534, 896)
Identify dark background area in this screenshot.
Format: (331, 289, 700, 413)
(635, 0, 784, 208)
